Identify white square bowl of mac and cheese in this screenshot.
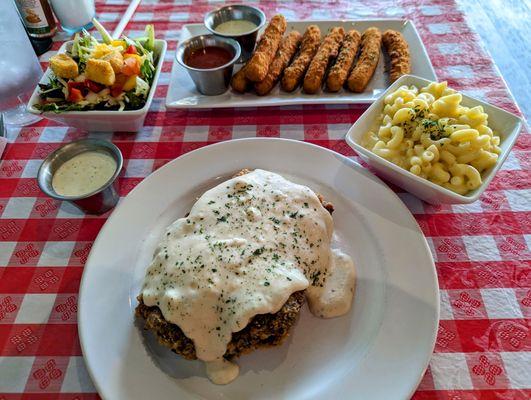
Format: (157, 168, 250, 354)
(345, 74, 523, 204)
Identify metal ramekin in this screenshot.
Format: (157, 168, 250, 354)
(204, 4, 266, 63)
(37, 139, 123, 215)
(176, 34, 241, 95)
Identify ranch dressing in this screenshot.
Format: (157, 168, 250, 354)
(52, 151, 116, 197)
(214, 20, 257, 35)
(141, 169, 355, 384)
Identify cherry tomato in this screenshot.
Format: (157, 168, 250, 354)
(67, 81, 84, 90)
(67, 87, 83, 102)
(121, 57, 140, 76)
(111, 85, 123, 97)
(85, 80, 104, 93)
(125, 44, 137, 55)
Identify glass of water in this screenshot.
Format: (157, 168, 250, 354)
(0, 2, 43, 126)
(50, 0, 96, 35)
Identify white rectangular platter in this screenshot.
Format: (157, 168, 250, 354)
(166, 19, 437, 109)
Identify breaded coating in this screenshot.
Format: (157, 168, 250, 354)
(231, 65, 251, 93)
(281, 25, 321, 92)
(303, 27, 345, 94)
(103, 51, 124, 74)
(245, 15, 287, 82)
(347, 27, 382, 93)
(326, 30, 361, 92)
(85, 58, 116, 86)
(382, 29, 411, 82)
(255, 31, 302, 96)
(91, 44, 124, 74)
(49, 54, 79, 79)
(136, 291, 305, 360)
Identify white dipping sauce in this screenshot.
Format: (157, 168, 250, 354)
(52, 151, 116, 197)
(214, 20, 257, 35)
(141, 169, 355, 384)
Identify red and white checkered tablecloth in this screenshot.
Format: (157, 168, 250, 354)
(1, 0, 529, 399)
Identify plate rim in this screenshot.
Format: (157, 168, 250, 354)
(165, 19, 437, 109)
(79, 138, 440, 399)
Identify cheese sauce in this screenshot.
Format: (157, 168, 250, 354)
(141, 170, 355, 384)
(52, 151, 116, 197)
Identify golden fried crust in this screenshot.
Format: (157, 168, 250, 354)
(245, 15, 287, 82)
(231, 65, 250, 93)
(347, 27, 382, 93)
(281, 25, 321, 92)
(382, 30, 411, 82)
(255, 31, 302, 96)
(303, 27, 345, 94)
(326, 30, 361, 92)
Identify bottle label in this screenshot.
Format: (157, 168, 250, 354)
(15, 0, 52, 34)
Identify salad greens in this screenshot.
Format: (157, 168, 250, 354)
(35, 22, 158, 114)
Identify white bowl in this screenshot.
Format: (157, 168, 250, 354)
(345, 74, 523, 204)
(27, 39, 167, 132)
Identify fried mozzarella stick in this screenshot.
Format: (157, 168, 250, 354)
(245, 15, 287, 82)
(382, 30, 411, 82)
(281, 25, 321, 92)
(347, 27, 382, 93)
(255, 31, 302, 96)
(303, 27, 345, 94)
(326, 29, 361, 92)
(231, 65, 251, 93)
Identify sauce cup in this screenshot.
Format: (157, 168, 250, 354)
(204, 5, 266, 63)
(176, 34, 241, 95)
(37, 139, 123, 215)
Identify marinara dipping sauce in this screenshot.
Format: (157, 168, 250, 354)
(185, 46, 233, 69)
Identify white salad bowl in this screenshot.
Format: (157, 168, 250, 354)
(345, 74, 523, 205)
(27, 39, 167, 132)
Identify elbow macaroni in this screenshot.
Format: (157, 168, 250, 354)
(362, 82, 501, 195)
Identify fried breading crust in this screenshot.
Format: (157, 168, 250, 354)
(231, 65, 250, 93)
(347, 27, 382, 93)
(326, 30, 361, 92)
(136, 291, 306, 360)
(382, 30, 411, 82)
(255, 31, 302, 96)
(281, 25, 321, 92)
(245, 15, 287, 82)
(303, 27, 345, 94)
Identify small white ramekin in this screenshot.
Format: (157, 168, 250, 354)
(345, 74, 523, 204)
(27, 39, 167, 132)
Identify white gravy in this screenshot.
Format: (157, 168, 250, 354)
(205, 359, 239, 385)
(141, 169, 355, 384)
(307, 249, 356, 318)
(52, 151, 116, 197)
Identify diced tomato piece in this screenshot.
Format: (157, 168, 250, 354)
(125, 44, 137, 55)
(68, 81, 85, 90)
(114, 73, 128, 86)
(85, 80, 104, 93)
(68, 87, 83, 102)
(111, 85, 123, 97)
(121, 57, 140, 76)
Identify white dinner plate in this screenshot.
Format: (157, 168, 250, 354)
(79, 138, 439, 400)
(165, 20, 437, 109)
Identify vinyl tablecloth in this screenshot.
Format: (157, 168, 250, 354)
(0, 0, 529, 399)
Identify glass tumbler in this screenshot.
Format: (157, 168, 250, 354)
(0, 1, 43, 126)
(50, 0, 96, 35)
